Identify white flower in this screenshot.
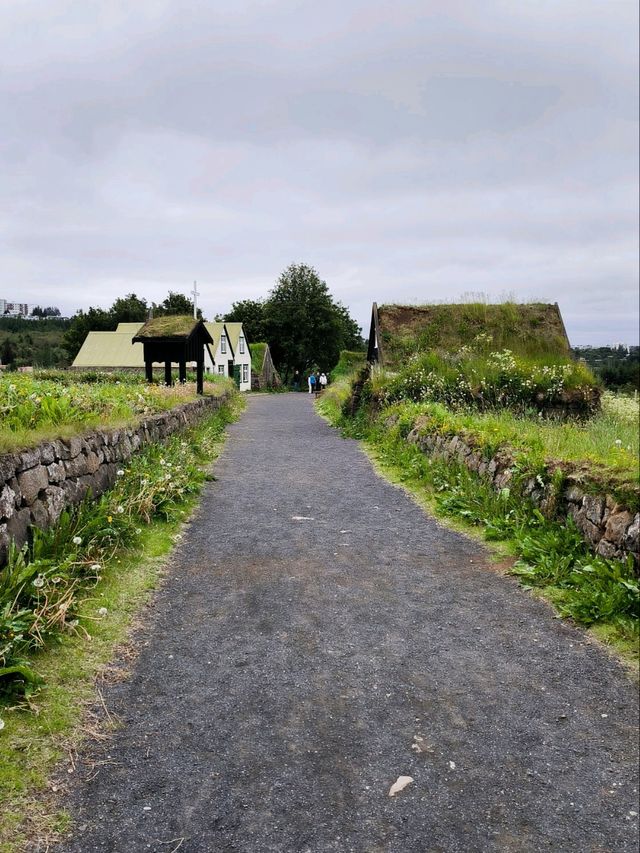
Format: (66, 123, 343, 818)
(52, 577, 62, 584)
(32, 576, 45, 588)
(91, 563, 101, 572)
(117, 506, 124, 514)
(98, 607, 108, 617)
(116, 469, 125, 477)
(614, 439, 622, 447)
(72, 536, 82, 545)
(159, 458, 166, 466)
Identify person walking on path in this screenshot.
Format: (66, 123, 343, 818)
(319, 372, 328, 392)
(307, 372, 316, 394)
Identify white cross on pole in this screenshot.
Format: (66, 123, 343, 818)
(191, 281, 200, 319)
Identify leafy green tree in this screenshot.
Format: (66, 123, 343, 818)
(263, 263, 361, 381)
(111, 293, 148, 324)
(221, 299, 267, 343)
(154, 291, 200, 318)
(1, 338, 15, 366)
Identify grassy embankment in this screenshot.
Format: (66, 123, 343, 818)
(0, 371, 232, 454)
(320, 352, 639, 663)
(0, 392, 243, 851)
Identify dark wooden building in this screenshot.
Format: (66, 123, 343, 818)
(132, 316, 214, 394)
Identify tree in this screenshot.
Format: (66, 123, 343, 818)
(1, 338, 15, 366)
(154, 291, 200, 318)
(221, 299, 267, 343)
(111, 293, 148, 324)
(263, 263, 361, 381)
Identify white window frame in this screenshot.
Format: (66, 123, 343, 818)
(218, 364, 225, 375)
(239, 335, 245, 354)
(242, 364, 249, 383)
(220, 334, 227, 354)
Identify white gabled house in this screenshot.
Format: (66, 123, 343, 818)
(204, 322, 252, 392)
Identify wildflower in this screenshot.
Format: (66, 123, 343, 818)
(116, 469, 125, 477)
(117, 506, 124, 514)
(32, 575, 45, 588)
(107, 515, 112, 523)
(52, 577, 62, 584)
(72, 536, 82, 545)
(159, 458, 166, 466)
(614, 439, 622, 447)
(98, 607, 108, 617)
(91, 563, 101, 572)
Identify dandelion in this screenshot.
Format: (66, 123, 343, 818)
(32, 575, 45, 588)
(107, 515, 112, 523)
(72, 536, 82, 546)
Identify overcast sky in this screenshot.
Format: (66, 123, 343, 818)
(1, 1, 638, 344)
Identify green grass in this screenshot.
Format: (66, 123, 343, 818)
(0, 398, 242, 851)
(0, 373, 233, 453)
(378, 302, 571, 365)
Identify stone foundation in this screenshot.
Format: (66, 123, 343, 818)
(403, 423, 639, 569)
(0, 393, 231, 565)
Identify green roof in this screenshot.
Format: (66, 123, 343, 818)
(376, 302, 571, 366)
(72, 332, 145, 368)
(249, 342, 266, 372)
(133, 315, 201, 340)
(204, 322, 227, 351)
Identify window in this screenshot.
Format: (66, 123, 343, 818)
(218, 365, 225, 375)
(220, 334, 227, 354)
(242, 364, 249, 383)
(239, 335, 245, 354)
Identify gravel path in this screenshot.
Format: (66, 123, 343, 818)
(60, 394, 639, 853)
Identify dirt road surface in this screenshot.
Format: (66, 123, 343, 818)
(59, 394, 639, 852)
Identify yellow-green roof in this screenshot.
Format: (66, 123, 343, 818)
(72, 332, 145, 368)
(223, 322, 246, 354)
(204, 322, 234, 354)
(115, 322, 145, 333)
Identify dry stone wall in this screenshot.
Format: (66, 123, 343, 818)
(404, 425, 639, 570)
(0, 393, 231, 565)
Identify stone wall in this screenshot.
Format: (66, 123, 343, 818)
(0, 393, 231, 565)
(403, 424, 639, 569)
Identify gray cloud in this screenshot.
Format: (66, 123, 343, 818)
(0, 0, 637, 344)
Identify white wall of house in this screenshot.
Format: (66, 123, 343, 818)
(203, 322, 252, 391)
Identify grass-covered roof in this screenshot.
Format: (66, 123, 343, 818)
(376, 302, 570, 366)
(133, 315, 203, 340)
(249, 342, 266, 372)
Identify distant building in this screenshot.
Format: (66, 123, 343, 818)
(0, 300, 30, 317)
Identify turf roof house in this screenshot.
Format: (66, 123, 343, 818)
(72, 320, 253, 392)
(366, 301, 572, 366)
(204, 322, 252, 392)
(132, 315, 214, 394)
(249, 342, 282, 390)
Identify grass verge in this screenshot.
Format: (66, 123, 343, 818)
(0, 397, 243, 851)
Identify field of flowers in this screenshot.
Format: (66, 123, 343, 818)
(0, 373, 229, 452)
